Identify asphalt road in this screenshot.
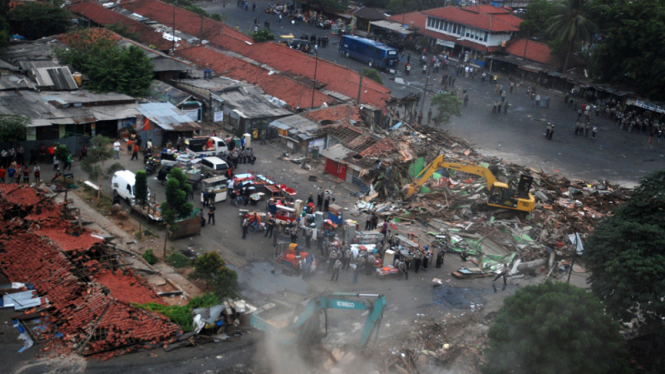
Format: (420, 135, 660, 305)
(202, 0, 665, 187)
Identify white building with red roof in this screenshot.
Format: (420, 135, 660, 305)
(422, 5, 522, 55)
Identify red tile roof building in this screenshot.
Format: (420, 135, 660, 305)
(175, 46, 333, 110)
(205, 39, 391, 110)
(391, 6, 522, 54)
(114, 0, 390, 110)
(122, 0, 252, 43)
(67, 2, 182, 51)
(505, 38, 557, 66)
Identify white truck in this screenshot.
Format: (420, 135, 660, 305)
(112, 170, 150, 205)
(186, 136, 229, 158)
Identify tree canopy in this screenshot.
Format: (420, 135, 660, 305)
(585, 170, 665, 334)
(160, 167, 193, 225)
(9, 1, 71, 40)
(483, 281, 629, 374)
(81, 135, 120, 199)
(430, 92, 461, 126)
(251, 28, 275, 43)
(305, 0, 349, 13)
(590, 0, 665, 100)
(0, 114, 28, 143)
(519, 0, 560, 40)
(56, 30, 154, 97)
(546, 0, 597, 72)
(362, 68, 383, 85)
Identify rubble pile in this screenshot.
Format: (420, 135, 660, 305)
(362, 123, 631, 270)
(381, 314, 488, 374)
(0, 184, 181, 359)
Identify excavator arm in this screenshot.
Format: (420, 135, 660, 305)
(293, 293, 386, 348)
(405, 155, 498, 198)
(403, 155, 534, 212)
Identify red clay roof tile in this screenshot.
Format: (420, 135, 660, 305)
(175, 45, 332, 109)
(505, 38, 557, 66)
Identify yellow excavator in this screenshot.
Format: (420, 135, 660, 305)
(403, 155, 535, 213)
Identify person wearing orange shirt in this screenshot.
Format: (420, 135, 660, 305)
(131, 143, 139, 160)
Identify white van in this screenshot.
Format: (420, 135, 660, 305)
(112, 170, 150, 204)
(200, 157, 229, 178)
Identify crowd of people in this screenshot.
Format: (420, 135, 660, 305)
(0, 142, 81, 185)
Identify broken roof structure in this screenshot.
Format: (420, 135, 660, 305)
(138, 102, 201, 131)
(0, 185, 180, 358)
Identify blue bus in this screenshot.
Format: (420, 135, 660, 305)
(338, 35, 398, 70)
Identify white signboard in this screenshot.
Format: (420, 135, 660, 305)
(214, 111, 224, 122)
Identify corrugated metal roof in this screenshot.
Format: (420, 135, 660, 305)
(321, 144, 355, 162)
(137, 102, 201, 131)
(32, 67, 79, 90)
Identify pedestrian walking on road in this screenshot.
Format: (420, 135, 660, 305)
(435, 248, 445, 268)
(545, 123, 552, 139)
(352, 262, 360, 284)
(242, 217, 249, 239)
(33, 165, 40, 183)
(330, 259, 342, 281)
(398, 261, 408, 280)
(493, 265, 510, 292)
(592, 126, 597, 139)
(207, 204, 216, 225)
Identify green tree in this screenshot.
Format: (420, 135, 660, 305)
(194, 251, 226, 277)
(585, 170, 665, 335)
(362, 68, 383, 85)
(160, 167, 193, 255)
(105, 22, 141, 41)
(520, 0, 561, 40)
(56, 30, 154, 97)
(305, 0, 349, 13)
(590, 0, 665, 100)
(251, 28, 275, 43)
(429, 92, 461, 126)
(162, 167, 193, 220)
(9, 2, 71, 40)
(193, 252, 237, 297)
(142, 248, 158, 265)
(0, 114, 28, 142)
(80, 135, 118, 200)
(483, 282, 629, 374)
(54, 143, 70, 164)
(134, 170, 148, 207)
(546, 0, 597, 72)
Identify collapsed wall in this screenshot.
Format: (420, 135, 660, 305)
(0, 184, 180, 359)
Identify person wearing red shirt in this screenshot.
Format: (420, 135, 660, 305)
(0, 165, 5, 183)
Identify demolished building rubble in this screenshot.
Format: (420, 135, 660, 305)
(353, 122, 631, 276)
(0, 184, 181, 359)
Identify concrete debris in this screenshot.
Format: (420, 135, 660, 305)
(359, 123, 631, 275)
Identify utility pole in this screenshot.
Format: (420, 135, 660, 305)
(311, 50, 319, 109)
(420, 64, 432, 114)
(567, 234, 578, 283)
(357, 68, 364, 105)
(200, 13, 204, 43)
(172, 0, 176, 53)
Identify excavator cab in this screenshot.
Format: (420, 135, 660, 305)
(488, 184, 518, 208)
(517, 174, 534, 198)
